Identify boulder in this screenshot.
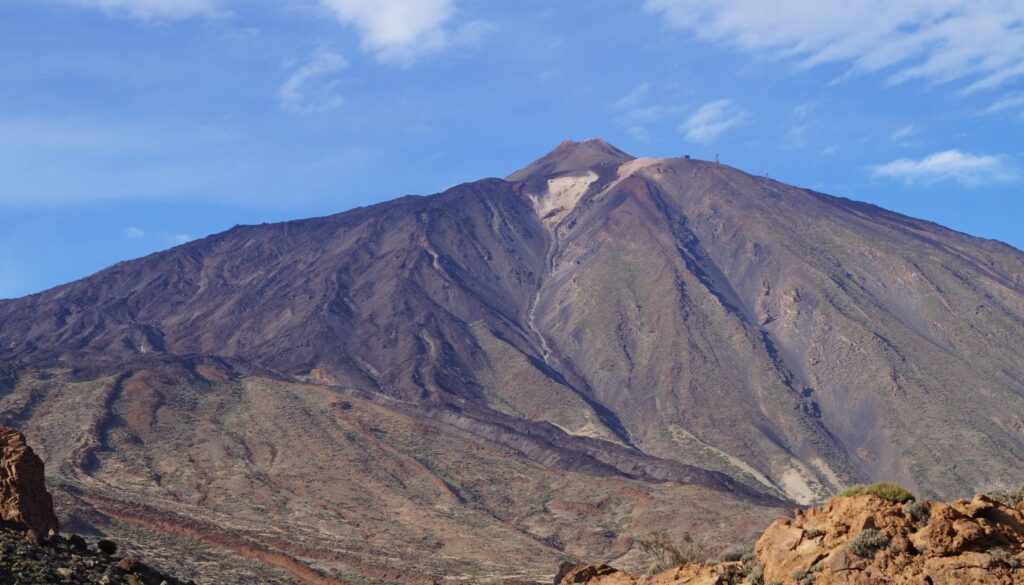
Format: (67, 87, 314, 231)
(0, 427, 59, 534)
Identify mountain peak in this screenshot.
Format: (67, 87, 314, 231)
(507, 138, 634, 182)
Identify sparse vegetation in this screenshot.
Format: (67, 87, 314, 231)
(904, 500, 930, 522)
(837, 483, 915, 504)
(986, 483, 1024, 507)
(739, 547, 764, 584)
(718, 544, 749, 562)
(989, 547, 1023, 569)
(847, 528, 890, 559)
(804, 527, 825, 539)
(637, 530, 710, 574)
(791, 562, 820, 585)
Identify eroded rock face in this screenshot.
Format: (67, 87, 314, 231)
(558, 494, 1024, 585)
(756, 494, 1024, 584)
(0, 427, 59, 534)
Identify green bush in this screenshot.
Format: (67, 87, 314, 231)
(837, 483, 914, 504)
(847, 528, 889, 559)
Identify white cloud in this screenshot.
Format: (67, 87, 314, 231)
(320, 0, 455, 64)
(123, 226, 145, 239)
(59, 0, 221, 21)
(645, 0, 1024, 92)
(278, 49, 348, 114)
(167, 233, 193, 245)
(681, 99, 748, 143)
(872, 150, 1016, 186)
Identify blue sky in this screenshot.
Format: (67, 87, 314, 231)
(1, 0, 1022, 299)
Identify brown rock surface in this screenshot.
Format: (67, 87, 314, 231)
(555, 562, 740, 585)
(0, 427, 58, 534)
(560, 493, 1024, 585)
(756, 494, 1024, 584)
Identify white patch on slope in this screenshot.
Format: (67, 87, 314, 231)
(667, 424, 780, 493)
(530, 171, 598, 229)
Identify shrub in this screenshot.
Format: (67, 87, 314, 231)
(988, 547, 1023, 569)
(637, 531, 710, 574)
(837, 483, 914, 504)
(804, 527, 825, 539)
(847, 528, 889, 559)
(718, 544, 750, 562)
(985, 483, 1024, 507)
(904, 500, 930, 522)
(740, 547, 763, 585)
(790, 562, 820, 585)
(97, 538, 118, 555)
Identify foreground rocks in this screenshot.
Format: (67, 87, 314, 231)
(555, 562, 742, 584)
(0, 521, 194, 584)
(0, 427, 59, 535)
(558, 491, 1024, 585)
(0, 426, 194, 584)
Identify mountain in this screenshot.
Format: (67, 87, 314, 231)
(0, 139, 1023, 583)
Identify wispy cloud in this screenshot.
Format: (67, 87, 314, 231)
(681, 99, 748, 143)
(610, 82, 694, 142)
(978, 92, 1024, 119)
(780, 102, 817, 151)
(614, 83, 653, 110)
(645, 0, 1024, 92)
(59, 0, 222, 21)
(320, 0, 457, 64)
(278, 49, 348, 114)
(872, 150, 1017, 186)
(122, 226, 145, 239)
(891, 124, 917, 142)
(166, 233, 193, 246)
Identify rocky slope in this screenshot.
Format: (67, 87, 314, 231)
(0, 139, 1023, 582)
(557, 488, 1024, 584)
(0, 426, 191, 584)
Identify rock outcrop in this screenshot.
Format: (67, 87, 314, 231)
(557, 492, 1024, 585)
(554, 562, 741, 585)
(0, 426, 59, 534)
(0, 522, 196, 584)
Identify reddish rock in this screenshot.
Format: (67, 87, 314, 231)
(24, 527, 44, 546)
(752, 494, 1024, 584)
(0, 427, 58, 534)
(116, 557, 144, 572)
(555, 562, 741, 585)
(67, 533, 88, 549)
(559, 493, 1024, 585)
